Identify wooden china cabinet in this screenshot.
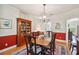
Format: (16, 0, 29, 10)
(17, 18, 31, 47)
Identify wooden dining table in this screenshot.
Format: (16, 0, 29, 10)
(32, 38, 49, 46)
(32, 38, 51, 54)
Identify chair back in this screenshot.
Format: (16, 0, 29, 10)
(24, 34, 36, 55)
(43, 32, 56, 55)
(48, 32, 56, 54)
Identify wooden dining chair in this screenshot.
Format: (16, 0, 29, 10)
(25, 33, 43, 55)
(24, 33, 35, 55)
(43, 32, 56, 55)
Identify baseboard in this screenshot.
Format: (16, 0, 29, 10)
(0, 45, 17, 53)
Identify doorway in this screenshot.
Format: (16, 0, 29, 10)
(67, 18, 79, 55)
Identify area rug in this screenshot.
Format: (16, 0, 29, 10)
(0, 53, 3, 55)
(13, 46, 41, 55)
(54, 45, 67, 55)
(13, 45, 67, 55)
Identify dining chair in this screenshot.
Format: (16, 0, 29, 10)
(24, 33, 35, 55)
(25, 33, 43, 55)
(42, 32, 56, 55)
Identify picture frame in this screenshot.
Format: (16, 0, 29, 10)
(0, 18, 12, 29)
(55, 23, 61, 29)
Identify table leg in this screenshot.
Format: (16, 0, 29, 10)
(34, 39, 37, 55)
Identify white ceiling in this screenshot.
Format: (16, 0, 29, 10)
(11, 4, 79, 16)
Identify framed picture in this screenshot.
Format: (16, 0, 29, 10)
(0, 18, 12, 29)
(55, 23, 61, 29)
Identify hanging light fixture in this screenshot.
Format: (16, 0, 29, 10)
(43, 4, 46, 22)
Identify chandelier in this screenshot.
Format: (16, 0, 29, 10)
(41, 4, 46, 22)
(43, 4, 46, 20)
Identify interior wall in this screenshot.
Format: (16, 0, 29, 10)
(49, 15, 66, 33)
(0, 5, 32, 50)
(0, 4, 41, 39)
(0, 5, 19, 50)
(0, 5, 41, 50)
(0, 5, 19, 36)
(0, 5, 32, 36)
(49, 8, 79, 33)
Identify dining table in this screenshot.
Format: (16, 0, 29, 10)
(32, 38, 53, 55)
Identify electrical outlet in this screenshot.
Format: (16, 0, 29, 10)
(5, 43, 8, 46)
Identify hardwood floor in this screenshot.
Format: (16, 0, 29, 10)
(2, 40, 69, 55)
(2, 45, 26, 55)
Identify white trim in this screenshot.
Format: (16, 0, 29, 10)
(0, 45, 17, 53)
(67, 18, 79, 23)
(56, 39, 67, 43)
(66, 18, 79, 43)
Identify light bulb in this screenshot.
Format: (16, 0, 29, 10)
(43, 15, 46, 19)
(39, 17, 42, 19)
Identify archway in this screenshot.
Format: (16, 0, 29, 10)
(66, 18, 79, 55)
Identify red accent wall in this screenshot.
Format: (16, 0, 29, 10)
(55, 32, 66, 40)
(32, 32, 66, 40)
(0, 35, 17, 50)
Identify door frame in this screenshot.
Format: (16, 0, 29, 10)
(66, 18, 79, 54)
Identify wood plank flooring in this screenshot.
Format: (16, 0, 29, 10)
(2, 45, 26, 55)
(2, 40, 69, 55)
